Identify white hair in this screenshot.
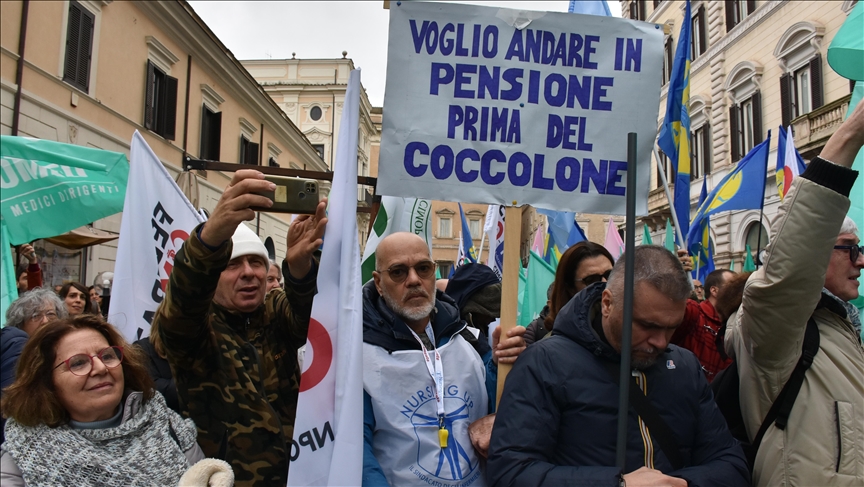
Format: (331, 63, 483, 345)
(839, 216, 858, 237)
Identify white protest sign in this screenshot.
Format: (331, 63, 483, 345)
(379, 2, 663, 215)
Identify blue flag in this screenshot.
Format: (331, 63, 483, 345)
(687, 132, 771, 247)
(568, 0, 611, 16)
(568, 219, 588, 247)
(658, 0, 693, 245)
(690, 177, 714, 281)
(458, 203, 477, 264)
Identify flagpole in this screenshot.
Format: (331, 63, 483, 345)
(653, 145, 688, 250)
(754, 130, 771, 270)
(477, 225, 486, 263)
(616, 132, 638, 469)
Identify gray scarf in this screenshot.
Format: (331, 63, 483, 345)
(3, 391, 197, 487)
(822, 287, 862, 337)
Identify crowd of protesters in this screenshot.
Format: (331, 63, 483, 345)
(0, 103, 862, 486)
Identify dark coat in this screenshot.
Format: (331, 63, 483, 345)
(1, 326, 29, 446)
(133, 336, 180, 413)
(487, 283, 749, 487)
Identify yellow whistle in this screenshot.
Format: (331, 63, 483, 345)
(438, 428, 449, 448)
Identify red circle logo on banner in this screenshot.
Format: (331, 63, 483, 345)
(299, 318, 333, 392)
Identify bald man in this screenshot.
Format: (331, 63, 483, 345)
(361, 232, 524, 487)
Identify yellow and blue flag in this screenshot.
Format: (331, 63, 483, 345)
(658, 0, 693, 244)
(687, 132, 772, 247)
(689, 177, 714, 281)
(458, 203, 478, 264)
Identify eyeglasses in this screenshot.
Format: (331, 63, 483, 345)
(694, 285, 704, 290)
(378, 260, 437, 283)
(576, 270, 612, 286)
(32, 310, 58, 321)
(54, 346, 124, 376)
(834, 245, 863, 263)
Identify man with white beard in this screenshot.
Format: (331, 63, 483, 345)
(361, 232, 525, 487)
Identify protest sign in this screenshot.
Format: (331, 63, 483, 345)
(379, 2, 662, 215)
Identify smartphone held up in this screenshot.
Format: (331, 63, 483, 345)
(252, 176, 320, 214)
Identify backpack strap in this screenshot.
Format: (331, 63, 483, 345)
(602, 361, 685, 471)
(751, 317, 820, 450)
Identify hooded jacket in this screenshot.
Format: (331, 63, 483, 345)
(726, 158, 864, 486)
(361, 281, 496, 486)
(487, 283, 749, 487)
(153, 225, 317, 487)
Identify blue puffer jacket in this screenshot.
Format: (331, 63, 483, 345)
(486, 283, 749, 487)
(1, 326, 29, 445)
(361, 281, 497, 487)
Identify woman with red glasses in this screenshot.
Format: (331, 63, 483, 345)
(0, 315, 223, 486)
(524, 242, 615, 345)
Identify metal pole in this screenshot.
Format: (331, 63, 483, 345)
(616, 133, 638, 469)
(653, 146, 687, 250)
(755, 206, 765, 269)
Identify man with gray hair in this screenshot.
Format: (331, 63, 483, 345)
(727, 101, 864, 486)
(488, 245, 749, 487)
(1, 287, 67, 443)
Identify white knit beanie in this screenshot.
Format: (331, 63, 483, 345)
(230, 224, 269, 262)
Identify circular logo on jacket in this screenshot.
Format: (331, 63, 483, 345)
(299, 318, 332, 392)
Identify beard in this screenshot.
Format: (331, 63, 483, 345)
(631, 348, 663, 370)
(383, 288, 436, 323)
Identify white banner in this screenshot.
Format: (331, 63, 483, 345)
(379, 2, 662, 215)
(288, 70, 364, 487)
(360, 196, 432, 283)
(108, 131, 204, 343)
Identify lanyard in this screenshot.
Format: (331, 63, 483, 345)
(408, 324, 449, 449)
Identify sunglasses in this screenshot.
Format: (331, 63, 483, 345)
(576, 269, 612, 286)
(834, 245, 863, 263)
(378, 260, 437, 283)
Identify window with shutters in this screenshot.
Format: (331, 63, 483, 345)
(63, 1, 95, 92)
(312, 144, 325, 160)
(691, 5, 708, 59)
(439, 217, 452, 239)
(725, 61, 763, 162)
(662, 36, 673, 86)
(200, 106, 222, 161)
(655, 149, 675, 190)
(690, 97, 711, 179)
(239, 136, 259, 165)
(775, 22, 825, 127)
(143, 60, 178, 141)
(725, 0, 756, 32)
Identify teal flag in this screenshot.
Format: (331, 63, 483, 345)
(729, 258, 735, 271)
(743, 244, 756, 272)
(0, 136, 128, 245)
(1, 220, 18, 327)
(516, 265, 527, 325)
(519, 251, 556, 327)
(827, 2, 863, 81)
(642, 224, 653, 245)
(846, 82, 864, 309)
(664, 218, 675, 252)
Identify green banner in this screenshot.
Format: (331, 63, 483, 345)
(1, 221, 18, 327)
(0, 136, 128, 245)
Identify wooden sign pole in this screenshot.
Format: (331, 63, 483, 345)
(496, 205, 523, 405)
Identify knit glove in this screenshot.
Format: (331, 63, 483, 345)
(178, 458, 234, 487)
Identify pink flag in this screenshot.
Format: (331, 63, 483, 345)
(531, 222, 546, 255)
(604, 219, 625, 261)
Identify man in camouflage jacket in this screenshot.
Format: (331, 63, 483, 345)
(153, 170, 327, 486)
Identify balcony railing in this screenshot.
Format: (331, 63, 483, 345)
(791, 94, 852, 158)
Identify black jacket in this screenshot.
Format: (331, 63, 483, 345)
(486, 283, 749, 486)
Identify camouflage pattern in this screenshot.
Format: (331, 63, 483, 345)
(152, 226, 315, 486)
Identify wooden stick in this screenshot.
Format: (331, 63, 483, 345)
(496, 205, 523, 405)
